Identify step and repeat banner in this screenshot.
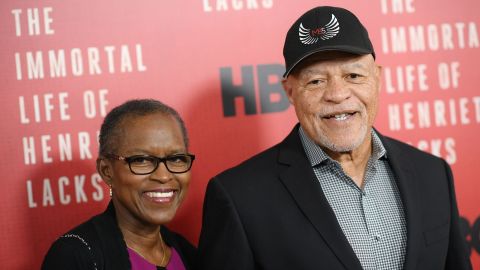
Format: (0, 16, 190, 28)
(1, 0, 479, 269)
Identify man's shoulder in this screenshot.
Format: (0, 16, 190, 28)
(205, 140, 300, 209)
(215, 125, 302, 181)
(209, 139, 294, 194)
(380, 133, 446, 165)
(218, 143, 282, 179)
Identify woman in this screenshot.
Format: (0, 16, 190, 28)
(42, 99, 196, 270)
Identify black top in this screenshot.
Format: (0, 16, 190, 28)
(42, 202, 196, 270)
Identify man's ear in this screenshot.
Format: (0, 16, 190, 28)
(97, 158, 113, 186)
(375, 64, 382, 78)
(282, 77, 295, 104)
(375, 64, 382, 93)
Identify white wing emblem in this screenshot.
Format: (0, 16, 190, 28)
(299, 14, 340, 45)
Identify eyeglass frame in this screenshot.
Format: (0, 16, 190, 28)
(104, 153, 195, 175)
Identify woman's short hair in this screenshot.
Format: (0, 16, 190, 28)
(98, 99, 188, 156)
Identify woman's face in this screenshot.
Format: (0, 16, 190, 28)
(99, 113, 191, 228)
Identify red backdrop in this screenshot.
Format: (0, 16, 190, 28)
(1, 0, 479, 269)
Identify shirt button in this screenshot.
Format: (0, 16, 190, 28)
(374, 235, 381, 241)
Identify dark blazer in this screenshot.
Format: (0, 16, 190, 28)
(198, 124, 471, 270)
(42, 202, 196, 270)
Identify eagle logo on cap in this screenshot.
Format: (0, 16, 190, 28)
(299, 14, 340, 44)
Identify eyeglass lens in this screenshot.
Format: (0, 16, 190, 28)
(127, 155, 193, 174)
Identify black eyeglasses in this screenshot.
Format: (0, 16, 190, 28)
(105, 153, 195, 175)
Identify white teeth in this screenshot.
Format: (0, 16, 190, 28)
(145, 191, 174, 198)
(333, 113, 348, 120)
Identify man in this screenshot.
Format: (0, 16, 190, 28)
(198, 6, 472, 270)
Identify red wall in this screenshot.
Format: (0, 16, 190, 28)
(1, 0, 479, 269)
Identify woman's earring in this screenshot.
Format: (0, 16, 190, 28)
(109, 184, 113, 197)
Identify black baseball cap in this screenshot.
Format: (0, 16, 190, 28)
(283, 6, 375, 77)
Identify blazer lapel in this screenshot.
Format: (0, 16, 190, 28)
(380, 134, 422, 270)
(277, 125, 363, 270)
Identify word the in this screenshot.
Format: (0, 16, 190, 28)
(380, 0, 415, 14)
(11, 7, 54, 37)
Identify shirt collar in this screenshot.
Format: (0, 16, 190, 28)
(298, 126, 387, 167)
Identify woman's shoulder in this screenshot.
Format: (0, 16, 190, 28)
(41, 218, 102, 270)
(41, 205, 118, 270)
(42, 204, 134, 270)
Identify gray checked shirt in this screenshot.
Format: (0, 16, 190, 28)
(299, 127, 407, 270)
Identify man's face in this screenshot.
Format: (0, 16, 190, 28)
(283, 52, 381, 154)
